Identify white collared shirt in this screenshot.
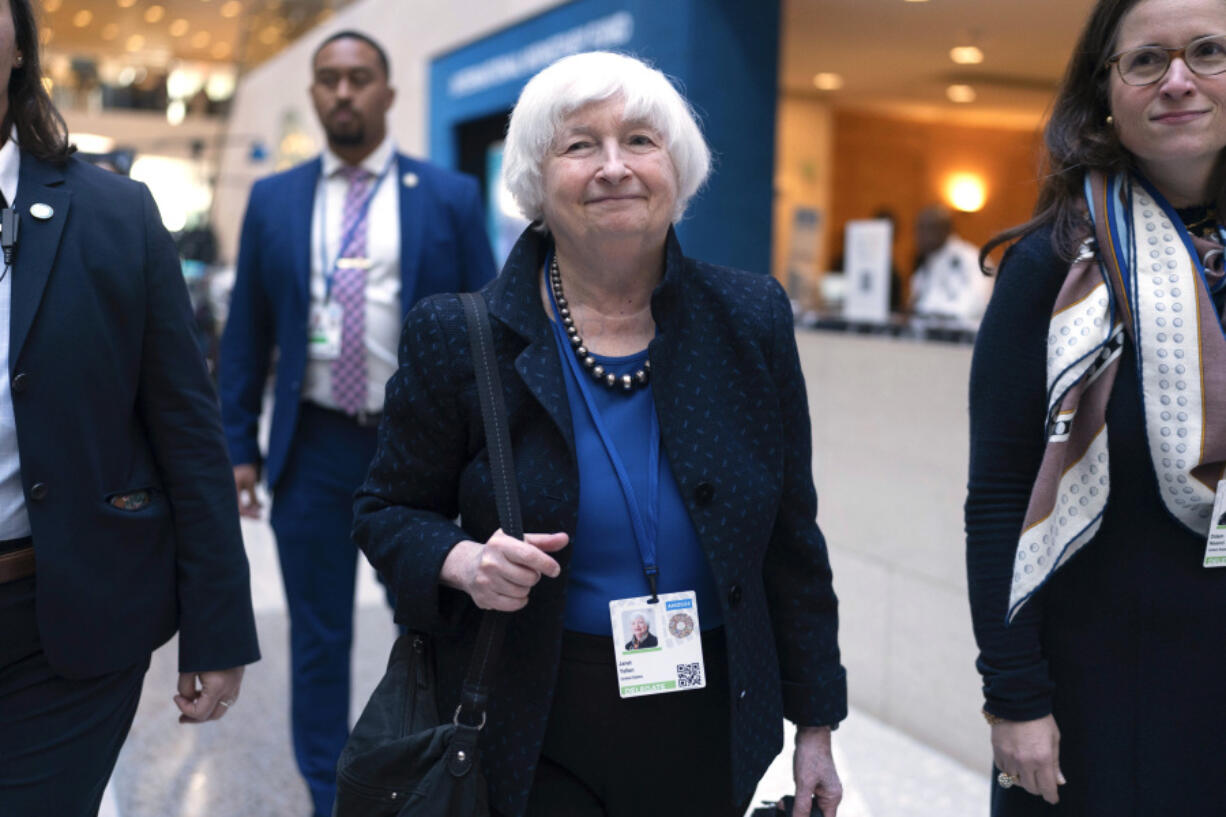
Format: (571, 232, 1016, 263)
(302, 134, 402, 413)
(910, 234, 993, 325)
(0, 134, 29, 538)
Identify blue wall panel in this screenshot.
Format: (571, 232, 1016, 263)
(430, 0, 780, 275)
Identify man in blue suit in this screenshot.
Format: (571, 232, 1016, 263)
(219, 30, 495, 817)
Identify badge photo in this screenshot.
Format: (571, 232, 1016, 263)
(622, 607, 660, 652)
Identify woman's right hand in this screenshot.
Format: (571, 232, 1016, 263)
(439, 529, 570, 611)
(991, 714, 1066, 804)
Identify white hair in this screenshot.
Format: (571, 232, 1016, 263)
(502, 51, 711, 227)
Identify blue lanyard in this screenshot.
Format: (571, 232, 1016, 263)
(546, 249, 662, 601)
(316, 152, 396, 301)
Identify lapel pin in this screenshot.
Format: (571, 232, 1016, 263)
(402, 172, 418, 188)
(29, 203, 53, 220)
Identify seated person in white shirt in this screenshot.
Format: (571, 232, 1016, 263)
(909, 205, 993, 325)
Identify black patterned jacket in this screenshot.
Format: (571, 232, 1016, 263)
(353, 227, 847, 817)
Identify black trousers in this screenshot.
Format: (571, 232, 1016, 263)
(504, 628, 751, 817)
(0, 541, 148, 817)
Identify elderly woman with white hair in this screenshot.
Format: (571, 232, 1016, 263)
(354, 51, 846, 817)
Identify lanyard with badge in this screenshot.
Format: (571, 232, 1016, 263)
(307, 153, 395, 361)
(546, 249, 706, 698)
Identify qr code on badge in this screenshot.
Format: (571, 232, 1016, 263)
(676, 662, 703, 688)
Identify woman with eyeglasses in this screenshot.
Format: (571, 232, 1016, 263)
(966, 0, 1226, 814)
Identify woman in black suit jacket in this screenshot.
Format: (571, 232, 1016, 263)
(0, 1, 259, 814)
(354, 51, 845, 817)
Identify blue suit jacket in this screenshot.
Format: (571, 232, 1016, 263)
(9, 153, 259, 678)
(353, 228, 847, 816)
(219, 153, 496, 488)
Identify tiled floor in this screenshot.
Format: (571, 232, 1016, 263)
(101, 514, 989, 817)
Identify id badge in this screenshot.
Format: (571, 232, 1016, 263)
(609, 590, 705, 698)
(307, 301, 343, 360)
(1204, 480, 1226, 567)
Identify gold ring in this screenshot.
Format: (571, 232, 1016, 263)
(997, 772, 1018, 789)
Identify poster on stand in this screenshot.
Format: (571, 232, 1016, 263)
(843, 219, 892, 324)
(786, 206, 822, 308)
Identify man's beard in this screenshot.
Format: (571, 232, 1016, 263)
(325, 122, 366, 147)
(324, 106, 366, 146)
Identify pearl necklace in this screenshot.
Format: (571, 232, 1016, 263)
(549, 254, 651, 393)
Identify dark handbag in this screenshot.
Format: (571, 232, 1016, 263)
(334, 292, 518, 817)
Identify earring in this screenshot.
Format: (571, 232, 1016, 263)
(14, 55, 22, 68)
(1106, 114, 1114, 125)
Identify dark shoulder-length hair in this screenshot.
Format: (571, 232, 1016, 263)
(5, 0, 73, 164)
(981, 0, 1226, 268)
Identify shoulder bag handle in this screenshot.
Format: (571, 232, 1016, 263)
(455, 291, 519, 728)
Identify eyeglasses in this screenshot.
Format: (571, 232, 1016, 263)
(1107, 34, 1226, 86)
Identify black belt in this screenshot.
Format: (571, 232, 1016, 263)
(303, 402, 382, 428)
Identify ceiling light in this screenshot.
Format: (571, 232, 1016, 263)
(205, 70, 236, 99)
(950, 46, 984, 65)
(101, 23, 118, 40)
(813, 72, 844, 91)
(72, 9, 92, 27)
(946, 84, 976, 103)
(220, 1, 242, 18)
(904, 0, 930, 3)
(126, 34, 144, 52)
(166, 99, 186, 126)
(43, 0, 63, 12)
(167, 67, 205, 99)
(191, 30, 211, 48)
(144, 5, 165, 23)
(211, 41, 232, 59)
(117, 0, 137, 7)
(169, 19, 189, 37)
(945, 173, 987, 212)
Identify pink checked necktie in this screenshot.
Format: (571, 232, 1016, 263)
(330, 165, 374, 414)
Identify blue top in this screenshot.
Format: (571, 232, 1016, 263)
(556, 346, 723, 635)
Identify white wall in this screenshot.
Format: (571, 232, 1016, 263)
(213, 0, 562, 263)
(798, 330, 990, 772)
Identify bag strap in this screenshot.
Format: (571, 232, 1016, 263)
(454, 291, 518, 730)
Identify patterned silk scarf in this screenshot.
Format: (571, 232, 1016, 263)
(1007, 170, 1226, 621)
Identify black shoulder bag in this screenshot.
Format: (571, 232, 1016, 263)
(334, 292, 515, 817)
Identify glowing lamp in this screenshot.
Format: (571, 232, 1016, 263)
(945, 173, 987, 213)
